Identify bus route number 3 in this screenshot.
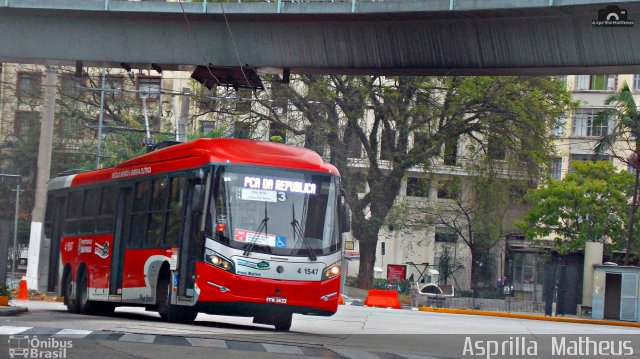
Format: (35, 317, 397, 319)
(298, 268, 318, 275)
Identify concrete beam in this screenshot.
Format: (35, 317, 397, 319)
(1, 1, 640, 75)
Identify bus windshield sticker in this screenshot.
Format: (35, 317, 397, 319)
(235, 229, 276, 247)
(237, 259, 270, 270)
(275, 236, 287, 248)
(236, 188, 277, 202)
(243, 176, 317, 195)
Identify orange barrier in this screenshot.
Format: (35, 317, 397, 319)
(364, 289, 402, 309)
(17, 276, 28, 300)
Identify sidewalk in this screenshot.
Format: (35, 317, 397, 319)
(418, 306, 640, 328)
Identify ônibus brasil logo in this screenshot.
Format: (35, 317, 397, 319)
(8, 335, 72, 359)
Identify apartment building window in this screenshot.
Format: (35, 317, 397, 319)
(199, 120, 215, 134)
(406, 177, 430, 197)
(435, 228, 457, 243)
(380, 128, 395, 160)
(571, 109, 610, 137)
(17, 72, 41, 103)
(59, 73, 86, 98)
(235, 88, 252, 114)
(550, 158, 562, 179)
(443, 136, 458, 165)
(437, 180, 458, 199)
(487, 136, 506, 160)
(569, 154, 611, 172)
(552, 117, 565, 137)
(269, 122, 287, 143)
(14, 111, 39, 135)
(233, 122, 252, 139)
(105, 75, 124, 100)
(575, 75, 617, 91)
(137, 75, 161, 101)
(634, 74, 640, 92)
(413, 131, 428, 150)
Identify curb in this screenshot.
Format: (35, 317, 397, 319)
(417, 307, 640, 328)
(0, 306, 28, 316)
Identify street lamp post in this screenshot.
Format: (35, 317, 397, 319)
(0, 173, 22, 287)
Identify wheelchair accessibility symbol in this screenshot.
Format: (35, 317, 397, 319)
(275, 236, 287, 248)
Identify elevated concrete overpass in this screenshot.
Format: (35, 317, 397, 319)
(1, 0, 640, 76)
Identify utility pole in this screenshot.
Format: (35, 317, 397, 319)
(179, 88, 190, 142)
(26, 66, 57, 290)
(96, 68, 106, 169)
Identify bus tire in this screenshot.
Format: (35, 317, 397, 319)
(77, 268, 97, 315)
(273, 312, 292, 331)
(63, 269, 79, 314)
(157, 275, 198, 323)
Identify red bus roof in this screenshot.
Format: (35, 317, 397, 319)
(70, 138, 339, 187)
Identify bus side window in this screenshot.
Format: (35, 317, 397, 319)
(129, 181, 150, 248)
(64, 191, 83, 235)
(80, 188, 100, 234)
(96, 187, 116, 233)
(165, 176, 186, 247)
(147, 177, 169, 248)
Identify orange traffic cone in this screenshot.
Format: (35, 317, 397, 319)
(338, 294, 345, 305)
(17, 276, 28, 300)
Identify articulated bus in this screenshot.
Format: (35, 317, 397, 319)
(45, 138, 350, 331)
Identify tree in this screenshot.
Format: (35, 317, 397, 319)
(594, 82, 640, 264)
(517, 160, 636, 255)
(249, 75, 575, 289)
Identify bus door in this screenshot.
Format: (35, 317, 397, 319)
(46, 195, 66, 293)
(176, 175, 206, 299)
(109, 186, 132, 298)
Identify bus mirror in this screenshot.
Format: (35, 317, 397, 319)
(340, 203, 351, 233)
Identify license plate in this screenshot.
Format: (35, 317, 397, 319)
(266, 296, 287, 304)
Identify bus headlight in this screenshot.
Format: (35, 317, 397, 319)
(205, 251, 235, 273)
(322, 263, 341, 280)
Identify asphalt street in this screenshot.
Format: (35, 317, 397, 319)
(0, 301, 638, 359)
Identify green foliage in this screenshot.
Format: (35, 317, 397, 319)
(517, 160, 636, 254)
(0, 284, 11, 298)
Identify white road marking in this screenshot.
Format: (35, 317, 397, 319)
(0, 326, 32, 335)
(53, 329, 93, 338)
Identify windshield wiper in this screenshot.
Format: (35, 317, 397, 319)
(291, 204, 317, 261)
(243, 202, 269, 256)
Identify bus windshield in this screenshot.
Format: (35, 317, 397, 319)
(208, 165, 341, 257)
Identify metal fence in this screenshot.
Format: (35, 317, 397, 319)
(412, 295, 546, 314)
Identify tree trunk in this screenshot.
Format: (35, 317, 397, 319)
(356, 239, 377, 289)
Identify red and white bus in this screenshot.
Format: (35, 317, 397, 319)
(45, 138, 350, 331)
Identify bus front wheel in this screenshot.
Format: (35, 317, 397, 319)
(157, 276, 197, 323)
(63, 273, 79, 314)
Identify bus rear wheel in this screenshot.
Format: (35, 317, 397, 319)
(273, 313, 292, 331)
(77, 269, 97, 315)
